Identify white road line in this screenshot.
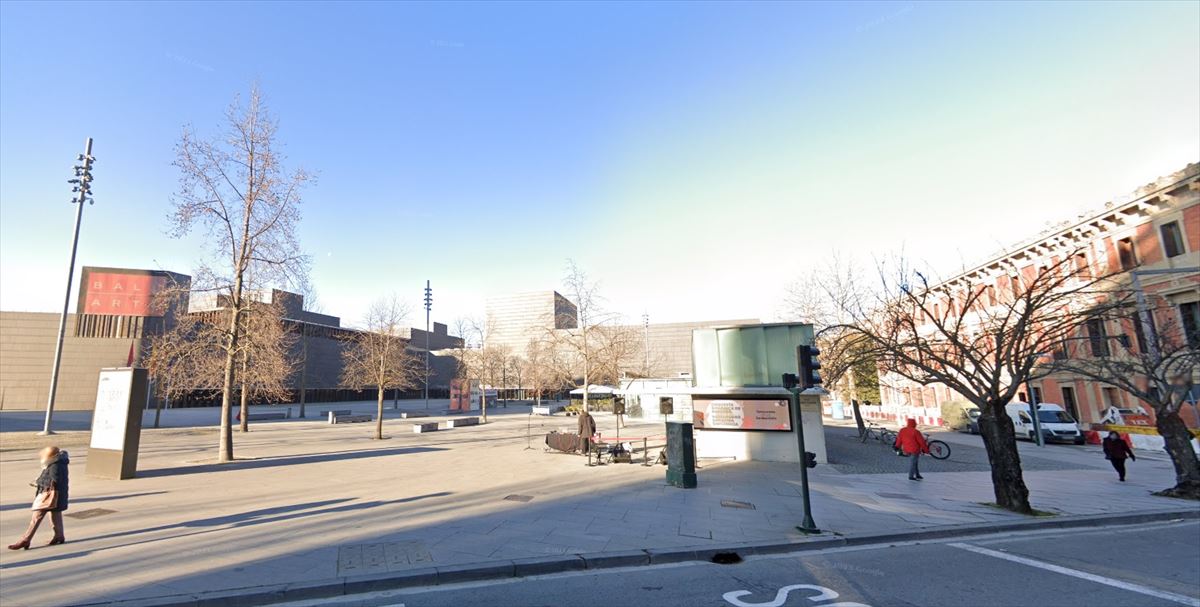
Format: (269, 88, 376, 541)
(949, 542, 1200, 607)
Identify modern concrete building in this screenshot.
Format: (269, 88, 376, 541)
(483, 291, 577, 354)
(0, 266, 463, 410)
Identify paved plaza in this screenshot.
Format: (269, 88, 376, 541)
(0, 403, 1197, 606)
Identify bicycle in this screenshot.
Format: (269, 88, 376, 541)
(860, 421, 896, 445)
(925, 433, 951, 460)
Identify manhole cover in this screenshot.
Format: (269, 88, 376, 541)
(504, 494, 534, 503)
(877, 492, 916, 500)
(720, 500, 756, 510)
(66, 508, 116, 519)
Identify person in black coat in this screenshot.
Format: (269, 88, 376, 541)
(1102, 431, 1136, 482)
(577, 409, 597, 454)
(8, 446, 70, 550)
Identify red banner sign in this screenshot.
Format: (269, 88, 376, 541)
(80, 272, 166, 316)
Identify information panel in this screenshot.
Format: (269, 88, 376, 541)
(90, 369, 133, 451)
(693, 398, 792, 432)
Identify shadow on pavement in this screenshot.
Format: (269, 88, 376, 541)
(0, 494, 453, 570)
(0, 491, 170, 512)
(136, 446, 445, 477)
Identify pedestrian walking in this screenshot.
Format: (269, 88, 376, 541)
(894, 419, 930, 481)
(1102, 431, 1136, 482)
(8, 446, 70, 550)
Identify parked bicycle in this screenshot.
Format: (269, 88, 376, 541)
(860, 421, 895, 445)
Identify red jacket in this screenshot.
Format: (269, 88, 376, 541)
(895, 419, 929, 455)
(1103, 436, 1135, 460)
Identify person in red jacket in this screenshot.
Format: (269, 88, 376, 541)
(1102, 431, 1136, 481)
(895, 419, 930, 481)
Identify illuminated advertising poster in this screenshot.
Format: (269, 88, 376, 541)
(693, 398, 792, 431)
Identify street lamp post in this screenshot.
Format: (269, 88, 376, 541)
(41, 138, 96, 436)
(424, 280, 432, 410)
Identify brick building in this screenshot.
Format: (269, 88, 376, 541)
(874, 163, 1199, 430)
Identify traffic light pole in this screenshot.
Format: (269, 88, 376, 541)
(788, 385, 819, 534)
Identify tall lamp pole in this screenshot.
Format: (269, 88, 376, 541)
(42, 138, 96, 435)
(424, 280, 432, 410)
(642, 313, 649, 377)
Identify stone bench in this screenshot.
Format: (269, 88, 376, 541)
(400, 412, 430, 419)
(412, 422, 439, 434)
(331, 414, 373, 424)
(532, 405, 564, 416)
(320, 409, 353, 419)
(246, 410, 290, 421)
(445, 417, 480, 428)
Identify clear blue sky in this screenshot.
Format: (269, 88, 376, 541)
(2, 1, 1198, 329)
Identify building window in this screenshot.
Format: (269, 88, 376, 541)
(1102, 387, 1122, 408)
(1181, 301, 1200, 347)
(1117, 237, 1138, 271)
(1086, 318, 1110, 357)
(1031, 386, 1043, 404)
(1160, 221, 1186, 258)
(1128, 312, 1152, 354)
(1074, 253, 1090, 280)
(1061, 387, 1079, 421)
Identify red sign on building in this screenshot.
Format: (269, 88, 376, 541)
(78, 270, 169, 316)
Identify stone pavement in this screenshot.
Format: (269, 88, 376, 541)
(0, 404, 1196, 607)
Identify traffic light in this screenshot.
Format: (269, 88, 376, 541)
(613, 395, 626, 415)
(782, 373, 799, 390)
(804, 451, 818, 469)
(798, 345, 822, 389)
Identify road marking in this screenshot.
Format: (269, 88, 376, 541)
(722, 583, 870, 607)
(949, 542, 1200, 607)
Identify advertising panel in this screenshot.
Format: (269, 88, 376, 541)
(693, 398, 792, 431)
(78, 269, 170, 316)
(90, 369, 132, 451)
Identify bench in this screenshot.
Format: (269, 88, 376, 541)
(412, 422, 439, 434)
(320, 409, 353, 419)
(331, 413, 373, 424)
(400, 412, 430, 419)
(532, 405, 565, 416)
(246, 410, 290, 421)
(445, 417, 480, 428)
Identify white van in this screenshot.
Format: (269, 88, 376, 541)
(1006, 402, 1085, 445)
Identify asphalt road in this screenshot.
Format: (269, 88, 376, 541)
(292, 520, 1200, 607)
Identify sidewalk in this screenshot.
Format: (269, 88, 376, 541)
(1, 410, 1196, 607)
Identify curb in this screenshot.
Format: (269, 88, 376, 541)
(75, 508, 1199, 607)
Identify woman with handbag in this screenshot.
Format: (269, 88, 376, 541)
(8, 446, 70, 550)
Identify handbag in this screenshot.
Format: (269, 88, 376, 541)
(31, 487, 58, 511)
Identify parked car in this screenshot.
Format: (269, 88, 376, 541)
(959, 407, 981, 434)
(1005, 402, 1085, 444)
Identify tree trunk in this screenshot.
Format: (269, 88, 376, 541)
(977, 402, 1033, 513)
(218, 312, 240, 463)
(1154, 409, 1200, 499)
(239, 356, 249, 432)
(298, 330, 307, 418)
(375, 386, 385, 440)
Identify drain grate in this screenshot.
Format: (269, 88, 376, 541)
(720, 500, 756, 510)
(504, 494, 534, 503)
(65, 508, 116, 519)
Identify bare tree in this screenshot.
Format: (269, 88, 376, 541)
(544, 260, 623, 411)
(341, 296, 421, 439)
(835, 251, 1109, 513)
(524, 337, 567, 406)
(170, 86, 312, 462)
(233, 300, 295, 432)
(782, 254, 879, 403)
(1049, 294, 1200, 498)
(506, 353, 525, 401)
